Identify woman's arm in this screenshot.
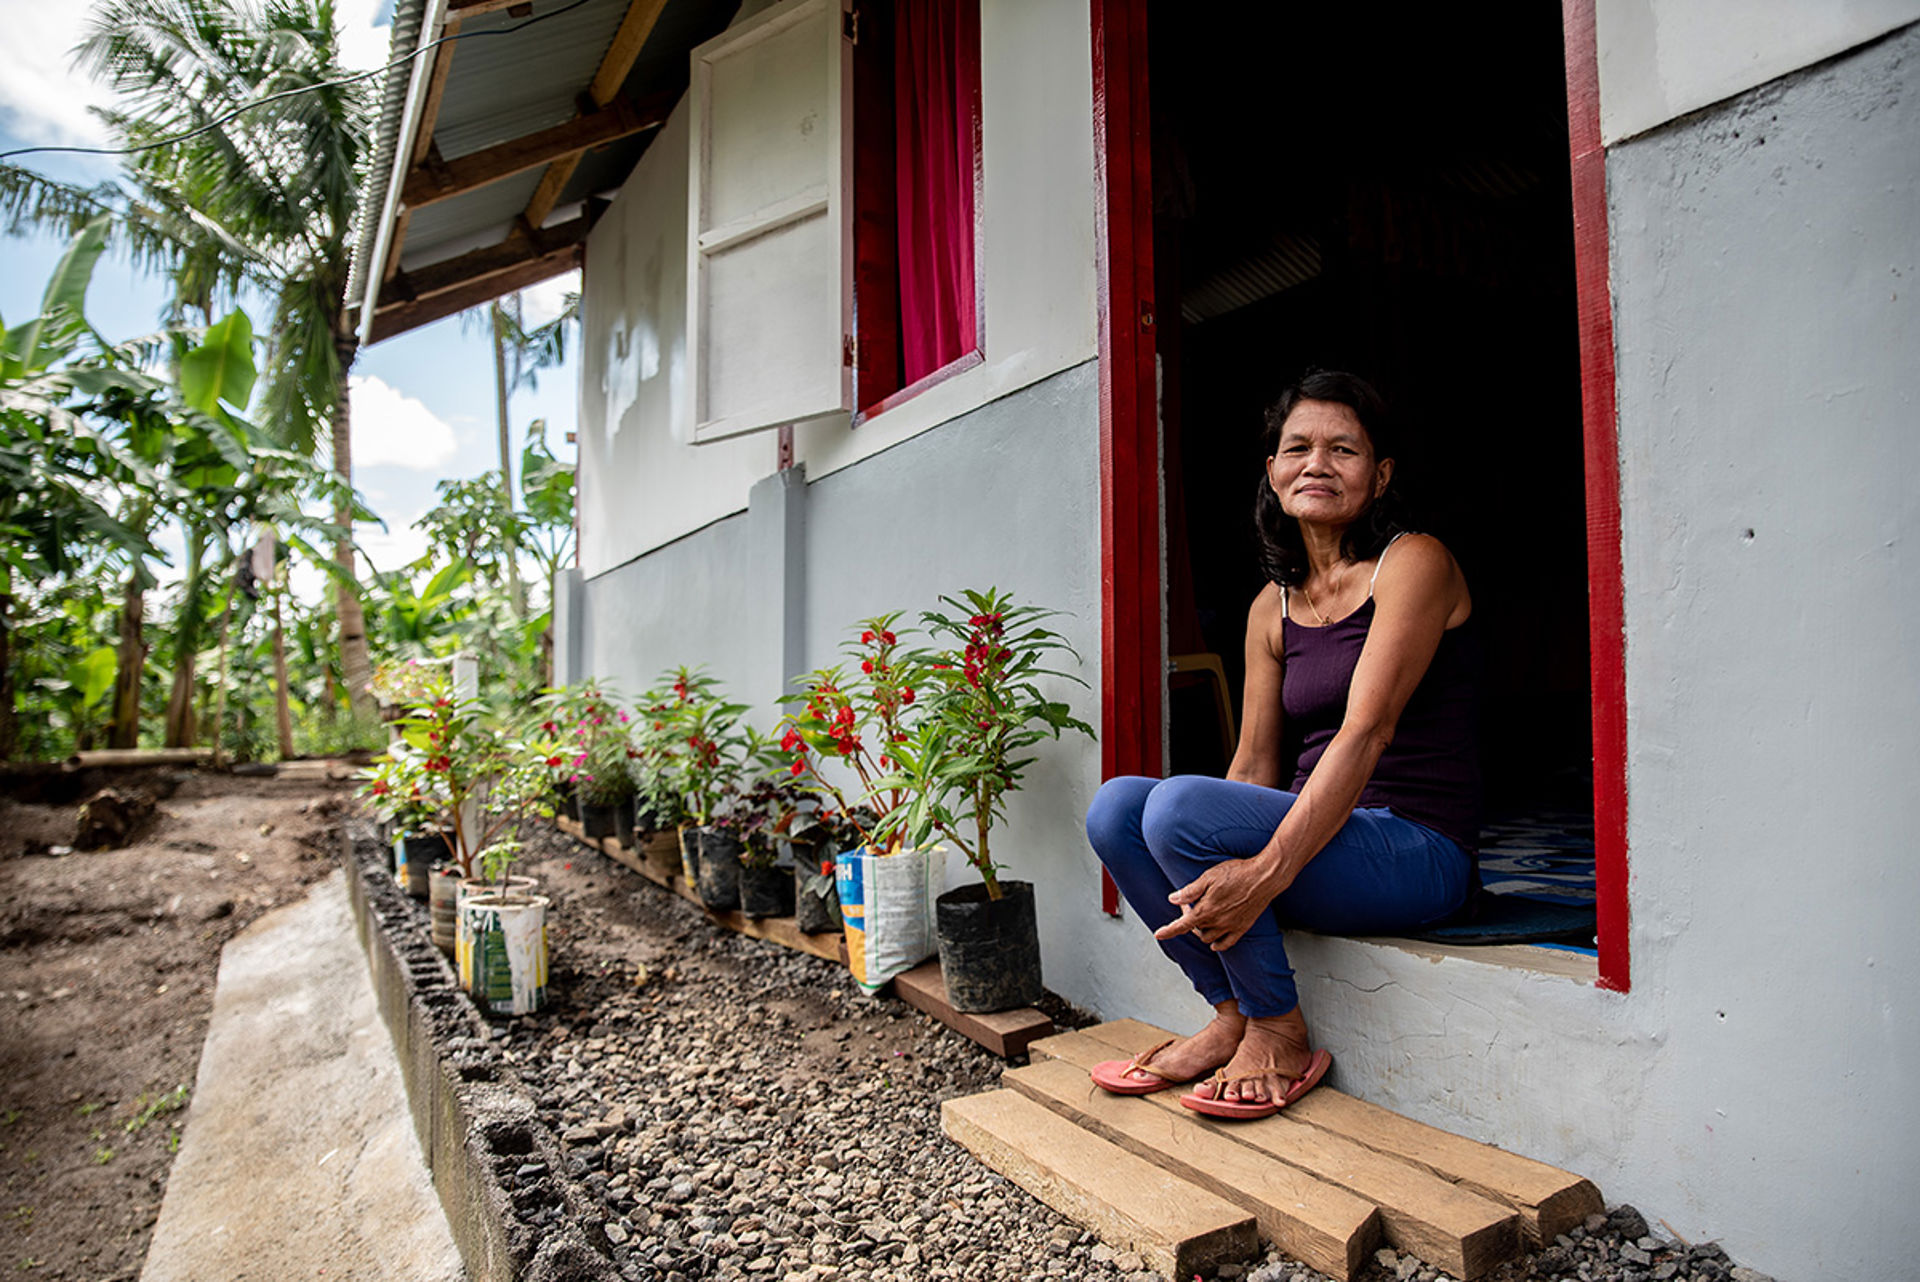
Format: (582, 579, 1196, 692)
(1226, 585, 1287, 788)
(1158, 534, 1467, 951)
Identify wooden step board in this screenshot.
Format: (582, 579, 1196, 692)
(893, 960, 1054, 1059)
(1078, 1020, 1602, 1246)
(941, 1090, 1259, 1279)
(1002, 1057, 1380, 1279)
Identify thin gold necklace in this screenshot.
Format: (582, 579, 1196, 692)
(1300, 564, 1347, 625)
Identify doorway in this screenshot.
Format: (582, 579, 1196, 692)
(1147, 4, 1596, 920)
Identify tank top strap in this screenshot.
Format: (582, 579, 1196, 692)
(1368, 531, 1412, 597)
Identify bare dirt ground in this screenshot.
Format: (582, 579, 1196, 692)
(0, 766, 350, 1282)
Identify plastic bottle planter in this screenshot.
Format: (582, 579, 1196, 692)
(397, 832, 442, 900)
(678, 825, 701, 885)
(695, 827, 744, 911)
(454, 876, 540, 991)
(459, 892, 550, 1016)
(641, 827, 682, 880)
(579, 800, 618, 840)
(428, 867, 463, 955)
(738, 842, 795, 919)
(934, 880, 1043, 1014)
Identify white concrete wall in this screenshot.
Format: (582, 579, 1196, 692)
(578, 0, 1097, 576)
(1596, 0, 1920, 143)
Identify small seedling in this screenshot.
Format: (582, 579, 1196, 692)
(6, 1207, 29, 1227)
(16, 1257, 42, 1271)
(0, 1112, 18, 1128)
(124, 1086, 190, 1135)
(88, 1129, 104, 1143)
(91, 1147, 112, 1166)
(166, 1130, 180, 1154)
(73, 1103, 102, 1118)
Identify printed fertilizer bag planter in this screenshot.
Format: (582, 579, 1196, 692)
(836, 844, 943, 994)
(461, 892, 550, 1016)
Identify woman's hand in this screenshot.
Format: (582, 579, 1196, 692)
(1154, 856, 1289, 952)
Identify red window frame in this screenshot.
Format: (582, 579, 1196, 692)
(1090, 0, 1631, 988)
(849, 0, 986, 426)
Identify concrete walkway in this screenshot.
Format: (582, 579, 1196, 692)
(141, 870, 464, 1281)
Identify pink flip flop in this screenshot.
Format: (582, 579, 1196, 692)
(1089, 1038, 1191, 1095)
(1180, 1047, 1333, 1120)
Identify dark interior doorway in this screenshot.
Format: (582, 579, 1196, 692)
(1149, 4, 1595, 893)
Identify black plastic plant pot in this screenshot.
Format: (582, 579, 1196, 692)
(794, 864, 843, 934)
(935, 880, 1043, 1014)
(739, 861, 795, 919)
(695, 828, 743, 911)
(579, 801, 617, 840)
(612, 801, 636, 850)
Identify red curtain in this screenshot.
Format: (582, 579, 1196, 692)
(894, 0, 979, 386)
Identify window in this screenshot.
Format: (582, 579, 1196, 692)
(685, 0, 981, 443)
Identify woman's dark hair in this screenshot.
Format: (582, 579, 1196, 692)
(1253, 369, 1411, 587)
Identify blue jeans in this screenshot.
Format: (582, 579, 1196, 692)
(1085, 775, 1472, 1018)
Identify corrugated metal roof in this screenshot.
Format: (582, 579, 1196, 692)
(432, 0, 630, 161)
(352, 0, 739, 343)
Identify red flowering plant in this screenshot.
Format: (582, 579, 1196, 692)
(534, 681, 634, 809)
(777, 613, 934, 854)
(902, 588, 1094, 900)
(654, 666, 751, 828)
(369, 687, 559, 879)
(722, 731, 818, 870)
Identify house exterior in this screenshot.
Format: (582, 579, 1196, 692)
(351, 1, 1920, 1276)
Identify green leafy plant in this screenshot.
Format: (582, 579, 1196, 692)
(904, 589, 1094, 898)
(655, 667, 750, 827)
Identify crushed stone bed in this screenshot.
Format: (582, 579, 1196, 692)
(351, 821, 1769, 1282)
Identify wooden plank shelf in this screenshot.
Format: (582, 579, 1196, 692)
(892, 960, 1055, 1059)
(555, 816, 847, 965)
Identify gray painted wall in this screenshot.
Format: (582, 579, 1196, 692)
(1607, 21, 1920, 1276)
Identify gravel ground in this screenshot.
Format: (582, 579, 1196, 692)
(468, 828, 1774, 1282)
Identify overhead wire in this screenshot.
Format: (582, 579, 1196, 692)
(0, 0, 599, 165)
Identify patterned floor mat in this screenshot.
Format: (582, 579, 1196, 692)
(1477, 807, 1596, 904)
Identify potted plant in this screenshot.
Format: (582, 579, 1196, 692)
(659, 667, 750, 909)
(788, 805, 867, 935)
(384, 687, 558, 955)
(355, 745, 447, 900)
(459, 837, 551, 1016)
(726, 741, 813, 919)
(781, 615, 944, 992)
(630, 679, 694, 880)
(907, 589, 1094, 1012)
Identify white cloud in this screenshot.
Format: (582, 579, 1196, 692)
(350, 373, 458, 469)
(0, 8, 112, 148)
(519, 270, 582, 328)
(0, 1, 391, 153)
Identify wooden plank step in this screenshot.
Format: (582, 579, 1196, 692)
(1076, 1020, 1600, 1245)
(941, 1089, 1259, 1279)
(1003, 1057, 1379, 1280)
(892, 960, 1054, 1059)
(1032, 1030, 1517, 1280)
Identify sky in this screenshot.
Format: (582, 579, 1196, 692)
(0, 0, 581, 595)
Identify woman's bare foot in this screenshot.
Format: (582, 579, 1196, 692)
(1110, 1002, 1248, 1088)
(1190, 1008, 1313, 1104)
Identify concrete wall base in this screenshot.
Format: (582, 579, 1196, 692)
(338, 822, 621, 1282)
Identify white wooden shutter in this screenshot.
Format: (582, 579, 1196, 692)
(686, 0, 852, 443)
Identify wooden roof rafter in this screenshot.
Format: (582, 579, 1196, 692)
(371, 213, 593, 342)
(400, 91, 675, 210)
(522, 0, 671, 231)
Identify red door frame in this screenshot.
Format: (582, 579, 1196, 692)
(1091, 0, 1162, 915)
(1091, 0, 1630, 988)
(1562, 0, 1630, 991)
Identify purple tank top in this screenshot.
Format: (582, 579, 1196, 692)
(1280, 597, 1482, 850)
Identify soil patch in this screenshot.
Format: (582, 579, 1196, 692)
(0, 765, 352, 1281)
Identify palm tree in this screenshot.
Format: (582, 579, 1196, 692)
(67, 0, 377, 727)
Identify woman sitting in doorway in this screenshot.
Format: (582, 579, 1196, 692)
(1084, 369, 1479, 1119)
